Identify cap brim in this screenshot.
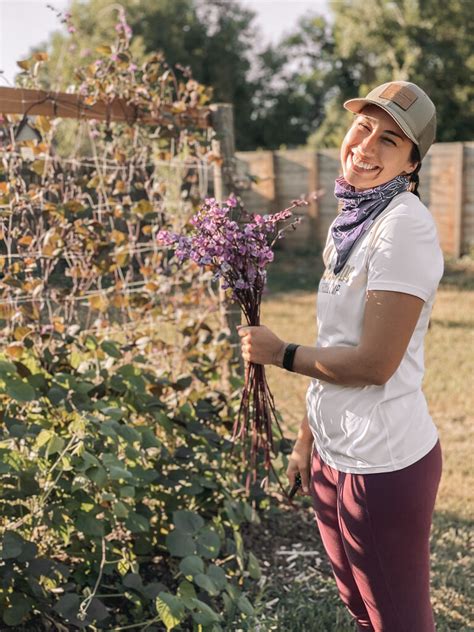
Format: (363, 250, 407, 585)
(344, 98, 419, 148)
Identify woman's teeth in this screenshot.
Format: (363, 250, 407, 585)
(351, 153, 378, 171)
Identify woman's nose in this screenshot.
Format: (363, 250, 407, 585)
(359, 132, 378, 155)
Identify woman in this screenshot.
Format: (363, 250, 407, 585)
(238, 81, 443, 632)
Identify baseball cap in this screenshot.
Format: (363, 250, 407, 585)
(344, 81, 436, 160)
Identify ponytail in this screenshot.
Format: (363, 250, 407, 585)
(408, 146, 422, 199)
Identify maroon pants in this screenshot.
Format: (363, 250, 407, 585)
(310, 441, 442, 632)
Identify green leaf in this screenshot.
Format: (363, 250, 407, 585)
(166, 529, 196, 557)
(247, 551, 261, 579)
(189, 598, 221, 625)
(156, 592, 184, 630)
(207, 564, 227, 589)
(76, 512, 104, 537)
(35, 429, 53, 449)
(237, 595, 254, 616)
(177, 579, 196, 603)
(1, 532, 25, 560)
(234, 530, 245, 569)
(114, 501, 129, 518)
(119, 485, 135, 498)
(196, 527, 220, 559)
(54, 593, 80, 619)
(2, 595, 32, 626)
(101, 340, 122, 359)
(122, 573, 143, 591)
(6, 378, 36, 402)
(179, 555, 204, 577)
(125, 512, 150, 534)
(109, 466, 132, 481)
(47, 385, 68, 405)
(47, 434, 65, 455)
(173, 510, 204, 535)
(194, 573, 219, 596)
(0, 360, 17, 374)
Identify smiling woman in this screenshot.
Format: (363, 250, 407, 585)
(238, 80, 443, 632)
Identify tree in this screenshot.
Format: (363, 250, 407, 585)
(325, 0, 474, 143)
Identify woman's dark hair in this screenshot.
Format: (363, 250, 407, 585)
(408, 145, 422, 198)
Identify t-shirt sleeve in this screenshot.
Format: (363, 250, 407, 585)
(367, 210, 444, 301)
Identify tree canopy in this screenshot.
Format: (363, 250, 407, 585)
(31, 0, 474, 149)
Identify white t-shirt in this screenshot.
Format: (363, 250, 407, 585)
(306, 191, 444, 473)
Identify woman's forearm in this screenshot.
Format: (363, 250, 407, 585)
(276, 344, 382, 387)
(296, 412, 313, 444)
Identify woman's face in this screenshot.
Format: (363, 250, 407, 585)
(340, 104, 418, 190)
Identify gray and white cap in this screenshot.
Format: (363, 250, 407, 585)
(344, 81, 437, 160)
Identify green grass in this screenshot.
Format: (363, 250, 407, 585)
(246, 250, 474, 631)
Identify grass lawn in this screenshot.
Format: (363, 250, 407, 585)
(244, 249, 474, 631)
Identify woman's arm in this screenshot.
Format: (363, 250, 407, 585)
(238, 290, 425, 387)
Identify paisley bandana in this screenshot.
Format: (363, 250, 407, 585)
(331, 175, 410, 274)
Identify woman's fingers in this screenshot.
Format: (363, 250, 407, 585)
(300, 466, 310, 494)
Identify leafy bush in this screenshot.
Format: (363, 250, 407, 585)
(0, 326, 265, 629)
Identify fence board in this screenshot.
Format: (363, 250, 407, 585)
(236, 142, 472, 258)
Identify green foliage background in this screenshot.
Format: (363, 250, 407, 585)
(31, 0, 474, 150)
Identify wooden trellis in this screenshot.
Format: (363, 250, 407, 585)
(0, 85, 241, 358)
(0, 86, 212, 128)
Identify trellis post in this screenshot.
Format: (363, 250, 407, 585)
(210, 103, 243, 372)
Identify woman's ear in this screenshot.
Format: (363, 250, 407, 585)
(401, 160, 420, 177)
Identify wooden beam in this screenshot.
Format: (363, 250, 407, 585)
(0, 86, 212, 128)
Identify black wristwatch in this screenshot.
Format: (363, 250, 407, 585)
(282, 343, 300, 372)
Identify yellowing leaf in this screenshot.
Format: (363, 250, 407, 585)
(33, 52, 49, 62)
(42, 243, 55, 257)
(111, 293, 129, 308)
(53, 318, 65, 334)
(17, 59, 32, 71)
(87, 176, 100, 189)
(34, 116, 51, 134)
(5, 343, 24, 360)
(42, 202, 57, 212)
(13, 326, 32, 341)
(64, 200, 84, 213)
(96, 45, 112, 55)
(89, 294, 109, 312)
(31, 160, 46, 176)
(111, 229, 126, 244)
(132, 199, 153, 216)
(113, 180, 126, 194)
(18, 235, 33, 247)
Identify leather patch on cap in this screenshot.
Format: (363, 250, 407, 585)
(379, 84, 418, 110)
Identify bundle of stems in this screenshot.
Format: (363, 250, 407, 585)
(158, 195, 307, 490)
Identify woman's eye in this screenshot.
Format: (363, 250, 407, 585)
(357, 122, 370, 131)
(382, 137, 396, 146)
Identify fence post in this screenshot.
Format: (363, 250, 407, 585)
(210, 103, 243, 372)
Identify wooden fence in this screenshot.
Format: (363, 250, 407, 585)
(235, 142, 474, 258)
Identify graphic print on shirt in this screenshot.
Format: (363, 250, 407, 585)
(318, 261, 355, 295)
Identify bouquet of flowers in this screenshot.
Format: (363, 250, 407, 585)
(157, 194, 306, 490)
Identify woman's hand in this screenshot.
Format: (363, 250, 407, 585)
(286, 438, 313, 496)
(237, 325, 286, 366)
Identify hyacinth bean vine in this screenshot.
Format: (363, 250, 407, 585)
(0, 7, 274, 630)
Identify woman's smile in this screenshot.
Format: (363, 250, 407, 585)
(346, 150, 380, 174)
